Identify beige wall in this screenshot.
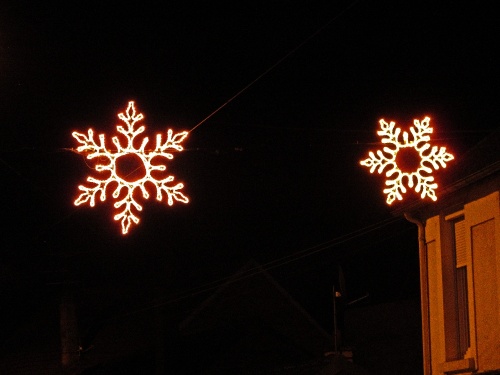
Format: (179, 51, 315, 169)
(467, 192, 500, 371)
(423, 191, 499, 374)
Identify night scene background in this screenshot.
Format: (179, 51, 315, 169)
(1, 1, 498, 374)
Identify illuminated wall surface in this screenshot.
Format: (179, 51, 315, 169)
(360, 117, 454, 204)
(73, 101, 189, 234)
(424, 192, 500, 374)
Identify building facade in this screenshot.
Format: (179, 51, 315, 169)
(400, 131, 500, 374)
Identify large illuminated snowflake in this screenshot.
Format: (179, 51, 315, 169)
(73, 101, 189, 234)
(360, 117, 454, 204)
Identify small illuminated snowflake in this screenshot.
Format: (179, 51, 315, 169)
(73, 101, 189, 234)
(360, 117, 454, 204)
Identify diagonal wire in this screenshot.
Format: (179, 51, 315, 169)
(122, 214, 403, 317)
(188, 0, 361, 133)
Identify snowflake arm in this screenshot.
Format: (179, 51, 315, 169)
(152, 177, 190, 205)
(413, 171, 438, 201)
(113, 189, 142, 234)
(410, 117, 432, 145)
(378, 120, 400, 146)
(117, 101, 145, 131)
(360, 149, 396, 174)
(420, 144, 454, 170)
(74, 177, 110, 207)
(72, 130, 108, 156)
(155, 129, 189, 159)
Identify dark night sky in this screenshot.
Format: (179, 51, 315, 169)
(1, 0, 498, 343)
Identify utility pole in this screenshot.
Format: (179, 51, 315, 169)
(333, 285, 338, 354)
(60, 287, 79, 373)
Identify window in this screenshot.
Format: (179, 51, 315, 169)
(453, 219, 470, 359)
(442, 214, 470, 361)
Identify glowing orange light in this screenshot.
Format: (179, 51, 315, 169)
(360, 117, 454, 204)
(73, 101, 189, 234)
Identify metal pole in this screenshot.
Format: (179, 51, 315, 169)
(405, 212, 431, 375)
(333, 285, 338, 354)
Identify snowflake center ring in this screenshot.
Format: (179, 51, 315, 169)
(395, 147, 421, 174)
(114, 153, 148, 182)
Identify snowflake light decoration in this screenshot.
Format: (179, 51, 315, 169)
(360, 117, 454, 205)
(73, 101, 189, 234)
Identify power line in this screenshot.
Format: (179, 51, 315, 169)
(188, 0, 361, 133)
(122, 214, 403, 317)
